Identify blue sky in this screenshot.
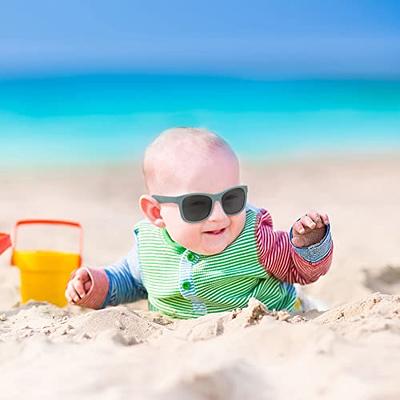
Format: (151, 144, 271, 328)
(0, 0, 399, 77)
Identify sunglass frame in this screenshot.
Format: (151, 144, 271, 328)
(152, 185, 248, 223)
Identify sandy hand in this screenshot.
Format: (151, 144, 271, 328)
(291, 211, 330, 248)
(65, 268, 93, 304)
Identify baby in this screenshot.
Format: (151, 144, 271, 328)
(65, 127, 333, 318)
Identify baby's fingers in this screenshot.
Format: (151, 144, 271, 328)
(306, 211, 324, 229)
(73, 278, 87, 299)
(75, 268, 91, 283)
(293, 220, 306, 235)
(65, 287, 72, 303)
(300, 215, 316, 230)
(73, 267, 92, 297)
(320, 213, 330, 225)
(65, 282, 81, 304)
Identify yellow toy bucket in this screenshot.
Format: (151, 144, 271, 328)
(11, 219, 83, 307)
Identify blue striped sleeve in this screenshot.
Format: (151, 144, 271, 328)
(101, 237, 148, 307)
(289, 223, 332, 263)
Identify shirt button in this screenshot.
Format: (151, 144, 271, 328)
(187, 253, 196, 262)
(182, 281, 191, 290)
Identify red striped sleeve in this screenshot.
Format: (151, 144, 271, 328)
(255, 208, 333, 284)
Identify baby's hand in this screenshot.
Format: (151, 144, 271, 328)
(65, 268, 93, 304)
(291, 211, 329, 248)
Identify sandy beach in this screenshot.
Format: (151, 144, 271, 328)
(0, 154, 399, 399)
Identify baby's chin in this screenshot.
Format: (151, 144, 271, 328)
(193, 231, 239, 256)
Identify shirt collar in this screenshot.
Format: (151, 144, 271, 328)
(161, 228, 187, 254)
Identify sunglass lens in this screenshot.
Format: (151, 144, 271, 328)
(182, 195, 212, 222)
(222, 187, 246, 215)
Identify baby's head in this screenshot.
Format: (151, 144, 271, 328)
(139, 127, 247, 256)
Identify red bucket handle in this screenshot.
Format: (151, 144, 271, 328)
(11, 219, 83, 266)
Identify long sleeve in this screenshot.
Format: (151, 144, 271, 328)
(102, 245, 148, 307)
(255, 208, 333, 285)
(70, 234, 147, 309)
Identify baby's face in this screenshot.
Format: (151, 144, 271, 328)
(156, 149, 246, 256)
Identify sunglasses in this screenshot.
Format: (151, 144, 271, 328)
(152, 185, 248, 223)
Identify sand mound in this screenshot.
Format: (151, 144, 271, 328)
(314, 292, 400, 339)
(1, 293, 399, 345)
(0, 302, 169, 345)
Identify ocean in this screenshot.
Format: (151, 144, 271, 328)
(0, 74, 399, 167)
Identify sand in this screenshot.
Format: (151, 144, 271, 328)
(0, 154, 399, 399)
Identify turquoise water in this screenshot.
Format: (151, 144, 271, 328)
(0, 74, 399, 167)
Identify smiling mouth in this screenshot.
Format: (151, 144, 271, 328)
(204, 228, 226, 235)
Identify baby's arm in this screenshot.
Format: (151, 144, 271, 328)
(256, 208, 333, 284)
(65, 236, 147, 309)
(102, 247, 148, 307)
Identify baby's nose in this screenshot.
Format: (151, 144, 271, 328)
(208, 200, 228, 222)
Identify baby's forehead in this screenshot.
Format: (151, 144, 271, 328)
(143, 128, 240, 194)
(153, 150, 239, 195)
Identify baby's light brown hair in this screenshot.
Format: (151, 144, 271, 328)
(142, 127, 237, 194)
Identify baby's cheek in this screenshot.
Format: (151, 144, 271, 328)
(181, 228, 202, 249)
(232, 212, 246, 233)
(162, 209, 187, 239)
(166, 220, 201, 249)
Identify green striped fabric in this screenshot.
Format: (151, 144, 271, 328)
(134, 208, 297, 319)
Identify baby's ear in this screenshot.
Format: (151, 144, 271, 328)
(138, 195, 166, 228)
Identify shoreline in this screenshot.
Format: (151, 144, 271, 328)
(1, 149, 400, 173)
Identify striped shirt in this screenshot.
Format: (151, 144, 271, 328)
(73, 205, 333, 318)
